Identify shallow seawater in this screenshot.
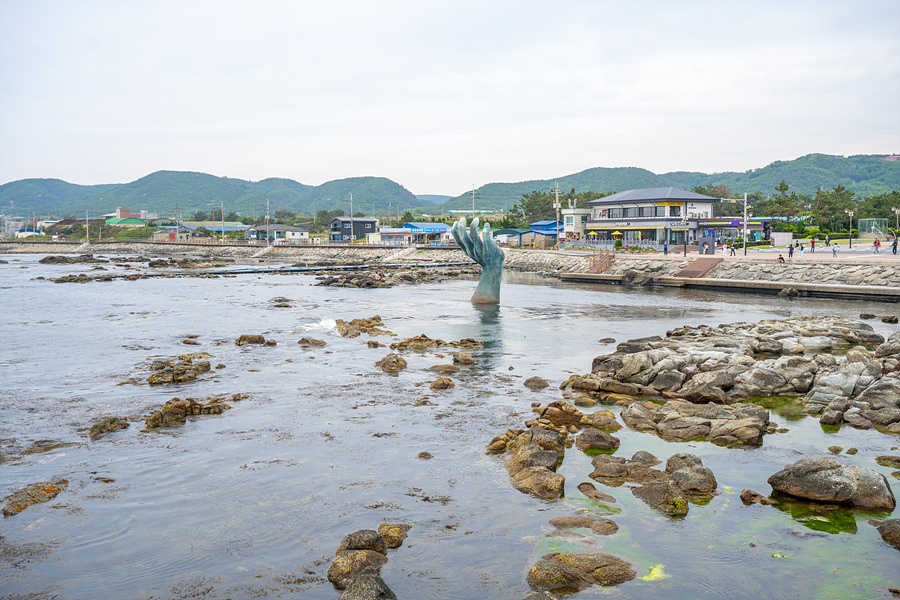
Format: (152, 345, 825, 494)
(0, 254, 898, 600)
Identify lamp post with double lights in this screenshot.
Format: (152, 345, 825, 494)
(845, 209, 854, 249)
(892, 207, 900, 232)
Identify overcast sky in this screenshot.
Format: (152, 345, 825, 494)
(1, 0, 898, 195)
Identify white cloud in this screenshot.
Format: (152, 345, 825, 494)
(1, 0, 897, 194)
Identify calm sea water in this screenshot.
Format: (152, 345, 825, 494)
(1, 253, 898, 600)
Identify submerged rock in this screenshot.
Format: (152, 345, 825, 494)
(524, 376, 550, 390)
(298, 337, 327, 346)
(869, 518, 900, 551)
(144, 394, 247, 428)
(2, 479, 69, 516)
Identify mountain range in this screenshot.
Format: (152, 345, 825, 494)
(1, 153, 897, 219)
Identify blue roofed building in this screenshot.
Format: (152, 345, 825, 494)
(398, 222, 451, 245)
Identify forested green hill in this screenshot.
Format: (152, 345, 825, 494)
(0, 171, 418, 219)
(2, 154, 896, 219)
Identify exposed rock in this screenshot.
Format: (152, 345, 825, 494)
(426, 364, 460, 375)
(336, 530, 386, 556)
(145, 394, 246, 428)
(525, 376, 550, 390)
(580, 410, 622, 431)
(235, 334, 266, 345)
(503, 428, 567, 500)
(883, 316, 899, 324)
(375, 354, 407, 373)
(430, 377, 454, 390)
(632, 480, 689, 517)
(335, 316, 392, 338)
(328, 550, 388, 590)
(739, 488, 776, 505)
(2, 479, 69, 516)
(576, 482, 617, 504)
(378, 523, 411, 549)
(338, 567, 397, 600)
(538, 401, 583, 428)
(876, 456, 900, 469)
(390, 334, 448, 350)
(147, 356, 211, 385)
(575, 429, 620, 453)
(767, 457, 896, 509)
(298, 337, 327, 346)
(870, 518, 900, 551)
(89, 416, 130, 438)
(549, 516, 619, 535)
(621, 400, 769, 445)
(665, 453, 717, 495)
(526, 552, 636, 592)
(452, 351, 475, 365)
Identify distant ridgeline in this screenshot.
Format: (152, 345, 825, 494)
(1, 154, 897, 217)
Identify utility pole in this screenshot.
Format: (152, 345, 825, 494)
(175, 201, 180, 241)
(349, 192, 354, 242)
(553, 180, 561, 249)
(742, 192, 748, 256)
(266, 197, 270, 246)
(85, 209, 89, 243)
(472, 184, 476, 215)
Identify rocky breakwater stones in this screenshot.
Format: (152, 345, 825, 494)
(3, 479, 69, 516)
(526, 552, 636, 594)
(487, 427, 567, 500)
(767, 457, 896, 510)
(589, 452, 717, 517)
(327, 525, 410, 596)
(621, 400, 771, 445)
(148, 352, 213, 385)
(375, 353, 407, 373)
(144, 394, 248, 428)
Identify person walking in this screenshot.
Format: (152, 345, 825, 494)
(788, 244, 794, 259)
(832, 243, 839, 258)
(893, 238, 898, 255)
(811, 238, 815, 253)
(825, 234, 830, 246)
(873, 239, 879, 254)
(729, 242, 736, 256)
(798, 244, 804, 259)
(663, 240, 668, 256)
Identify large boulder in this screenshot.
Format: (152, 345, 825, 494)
(767, 457, 896, 509)
(327, 551, 388, 590)
(632, 480, 689, 517)
(338, 567, 396, 600)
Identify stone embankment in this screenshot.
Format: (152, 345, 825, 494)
(5, 242, 899, 292)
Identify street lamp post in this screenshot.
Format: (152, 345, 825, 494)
(892, 207, 900, 232)
(742, 192, 748, 256)
(681, 203, 688, 257)
(845, 209, 854, 249)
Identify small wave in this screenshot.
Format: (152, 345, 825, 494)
(302, 318, 337, 333)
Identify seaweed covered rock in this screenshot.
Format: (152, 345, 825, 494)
(145, 394, 247, 428)
(375, 353, 407, 373)
(2, 479, 69, 516)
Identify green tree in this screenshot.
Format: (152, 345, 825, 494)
(274, 209, 296, 222)
(192, 211, 207, 221)
(399, 211, 414, 225)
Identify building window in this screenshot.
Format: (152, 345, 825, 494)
(655, 206, 667, 217)
(624, 207, 639, 218)
(581, 215, 588, 223)
(639, 207, 654, 217)
(670, 206, 681, 217)
(608, 208, 622, 219)
(565, 216, 573, 224)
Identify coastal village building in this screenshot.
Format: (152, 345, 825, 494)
(561, 208, 592, 239)
(585, 187, 718, 245)
(329, 217, 378, 242)
(398, 222, 451, 244)
(245, 225, 309, 243)
(151, 225, 195, 242)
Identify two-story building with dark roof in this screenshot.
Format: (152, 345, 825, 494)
(585, 187, 718, 245)
(329, 217, 378, 242)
